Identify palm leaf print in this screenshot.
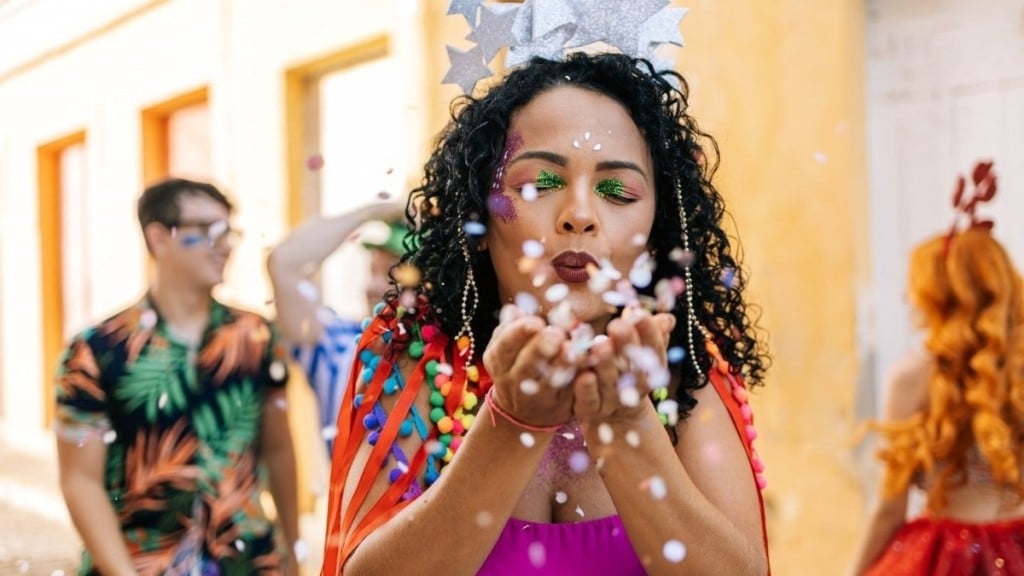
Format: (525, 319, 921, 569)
(57, 338, 105, 401)
(119, 419, 203, 521)
(114, 344, 191, 421)
(199, 313, 268, 383)
(204, 451, 259, 558)
(98, 306, 155, 365)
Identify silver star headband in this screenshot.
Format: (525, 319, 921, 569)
(443, 0, 688, 95)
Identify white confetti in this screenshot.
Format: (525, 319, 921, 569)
(140, 309, 158, 329)
(269, 360, 287, 382)
(593, 143, 603, 151)
(234, 539, 246, 552)
(520, 432, 536, 448)
(102, 430, 117, 445)
(555, 491, 568, 504)
(657, 399, 680, 427)
(663, 540, 687, 563)
(572, 140, 581, 149)
(813, 151, 828, 164)
(296, 280, 319, 302)
(528, 541, 547, 568)
(648, 475, 667, 499)
(568, 450, 590, 473)
(575, 505, 585, 517)
(520, 379, 540, 395)
(158, 393, 168, 410)
(598, 423, 614, 444)
(522, 239, 545, 259)
(322, 425, 339, 441)
(514, 292, 539, 315)
(625, 430, 641, 447)
(522, 182, 539, 202)
(631, 233, 647, 246)
(618, 386, 640, 407)
(545, 283, 569, 303)
(584, 131, 592, 141)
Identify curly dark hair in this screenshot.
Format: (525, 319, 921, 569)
(397, 52, 769, 421)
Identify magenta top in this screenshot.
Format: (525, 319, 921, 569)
(477, 515, 645, 575)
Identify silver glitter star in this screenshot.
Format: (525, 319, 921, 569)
(533, 0, 579, 40)
(468, 2, 521, 62)
(447, 0, 484, 27)
(567, 0, 669, 51)
(442, 44, 492, 94)
(510, 1, 535, 46)
(638, 6, 687, 49)
(506, 26, 573, 68)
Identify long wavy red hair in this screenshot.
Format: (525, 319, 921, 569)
(874, 228, 1024, 508)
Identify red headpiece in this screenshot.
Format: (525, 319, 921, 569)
(944, 160, 997, 256)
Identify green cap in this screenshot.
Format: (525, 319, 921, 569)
(361, 220, 416, 257)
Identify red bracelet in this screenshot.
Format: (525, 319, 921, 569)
(484, 388, 563, 433)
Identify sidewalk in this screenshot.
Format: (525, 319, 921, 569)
(0, 440, 81, 575)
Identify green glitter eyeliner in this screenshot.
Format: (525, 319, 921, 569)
(595, 178, 630, 201)
(535, 169, 566, 189)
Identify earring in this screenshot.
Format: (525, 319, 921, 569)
(455, 225, 479, 368)
(675, 180, 708, 382)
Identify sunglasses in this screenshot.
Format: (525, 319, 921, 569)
(168, 219, 242, 249)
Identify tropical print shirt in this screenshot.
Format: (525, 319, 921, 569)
(55, 296, 290, 576)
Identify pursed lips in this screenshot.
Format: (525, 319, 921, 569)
(550, 250, 598, 283)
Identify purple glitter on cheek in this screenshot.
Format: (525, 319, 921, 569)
(488, 132, 524, 223)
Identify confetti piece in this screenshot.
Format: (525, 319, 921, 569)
(647, 475, 667, 499)
(514, 292, 539, 315)
(522, 239, 545, 258)
(667, 346, 687, 364)
(528, 541, 547, 568)
(102, 430, 117, 444)
(545, 283, 569, 303)
(568, 450, 590, 473)
(625, 430, 641, 447)
(306, 153, 324, 171)
(522, 183, 538, 202)
(555, 491, 568, 504)
(598, 423, 614, 444)
(476, 510, 494, 527)
(663, 540, 687, 563)
(269, 361, 287, 382)
(520, 432, 536, 448)
(520, 379, 540, 395)
(720, 267, 737, 289)
(464, 221, 487, 236)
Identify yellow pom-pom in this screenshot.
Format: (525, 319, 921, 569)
(443, 448, 455, 462)
(461, 414, 476, 429)
(463, 392, 479, 411)
(466, 365, 480, 382)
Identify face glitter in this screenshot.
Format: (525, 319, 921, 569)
(488, 132, 524, 223)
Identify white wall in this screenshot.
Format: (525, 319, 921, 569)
(0, 0, 430, 446)
(866, 0, 1024, 410)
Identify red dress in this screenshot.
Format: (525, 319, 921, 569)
(866, 516, 1024, 575)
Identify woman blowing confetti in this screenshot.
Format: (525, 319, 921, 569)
(318, 3, 770, 574)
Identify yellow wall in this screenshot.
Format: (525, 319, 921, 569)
(423, 2, 870, 574)
(679, 2, 869, 573)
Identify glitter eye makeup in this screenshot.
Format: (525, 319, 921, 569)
(594, 178, 633, 202)
(535, 169, 566, 190)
